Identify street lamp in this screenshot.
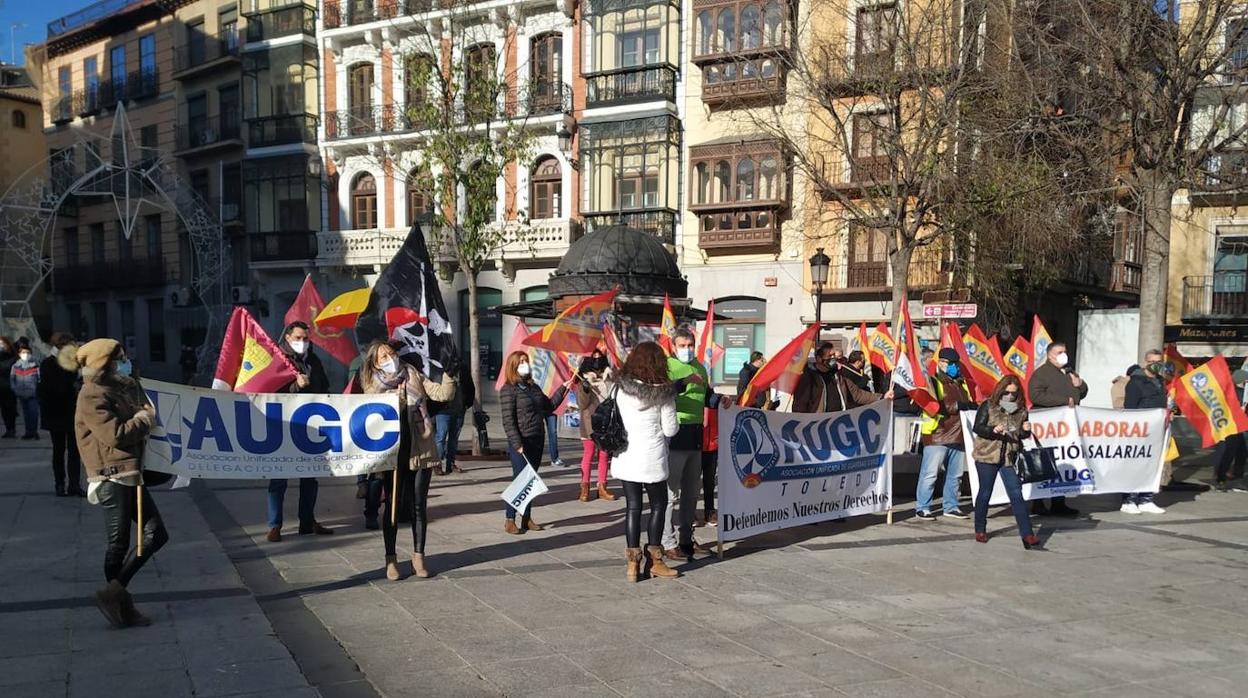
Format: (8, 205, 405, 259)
(809, 246, 831, 330)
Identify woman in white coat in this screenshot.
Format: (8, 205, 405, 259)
(609, 341, 681, 581)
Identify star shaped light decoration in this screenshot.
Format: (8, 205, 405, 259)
(72, 104, 174, 242)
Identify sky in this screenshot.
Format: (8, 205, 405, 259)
(0, 0, 94, 65)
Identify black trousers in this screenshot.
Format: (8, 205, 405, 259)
(97, 481, 169, 586)
(622, 479, 668, 549)
(382, 467, 433, 556)
(701, 450, 717, 513)
(1214, 434, 1247, 482)
(0, 390, 15, 435)
(50, 429, 81, 490)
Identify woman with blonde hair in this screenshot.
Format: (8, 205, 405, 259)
(358, 340, 440, 579)
(499, 349, 569, 534)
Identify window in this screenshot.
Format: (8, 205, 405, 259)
(223, 164, 242, 222)
(11, 109, 25, 129)
(848, 222, 889, 287)
(66, 303, 85, 340)
(1229, 18, 1248, 70)
(348, 62, 374, 131)
(689, 140, 787, 243)
(468, 162, 497, 222)
(84, 57, 99, 108)
(760, 157, 778, 199)
(717, 10, 737, 53)
(244, 156, 319, 234)
(118, 223, 133, 262)
(352, 173, 378, 229)
(852, 111, 894, 179)
(147, 298, 166, 362)
(58, 66, 71, 114)
(741, 5, 762, 50)
(187, 94, 208, 139)
(404, 53, 433, 106)
(140, 125, 158, 165)
(695, 162, 710, 204)
(620, 29, 660, 67)
(465, 44, 497, 119)
(530, 156, 562, 219)
(140, 34, 156, 76)
(119, 301, 135, 351)
(65, 227, 80, 267)
(407, 169, 430, 225)
(697, 11, 713, 56)
(111, 46, 126, 95)
(763, 1, 783, 46)
(530, 33, 562, 109)
(92, 302, 108, 339)
(221, 7, 239, 53)
(219, 83, 240, 134)
(714, 160, 731, 203)
(145, 214, 162, 261)
(90, 223, 106, 264)
(188, 18, 207, 65)
(736, 158, 756, 201)
(855, 3, 898, 73)
(1214, 229, 1248, 291)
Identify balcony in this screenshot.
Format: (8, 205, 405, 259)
(173, 34, 240, 80)
(244, 3, 316, 43)
(247, 113, 317, 148)
(585, 65, 677, 108)
(52, 96, 73, 124)
(702, 69, 784, 107)
(175, 115, 243, 155)
(125, 68, 160, 100)
(1066, 254, 1142, 296)
(323, 0, 430, 29)
(73, 87, 102, 117)
(820, 156, 896, 198)
(518, 81, 571, 118)
(695, 204, 782, 250)
(1181, 273, 1248, 322)
(316, 227, 455, 267)
(52, 258, 168, 294)
(822, 259, 948, 295)
(499, 218, 580, 260)
(583, 208, 677, 245)
(250, 231, 318, 264)
(1192, 151, 1248, 206)
(205, 197, 244, 227)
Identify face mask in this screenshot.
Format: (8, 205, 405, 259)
(18, 352, 31, 362)
(944, 363, 960, 379)
(1054, 351, 1069, 367)
(1000, 397, 1020, 414)
(289, 340, 308, 355)
(115, 358, 133, 377)
(517, 363, 531, 378)
(676, 347, 694, 364)
(379, 358, 398, 375)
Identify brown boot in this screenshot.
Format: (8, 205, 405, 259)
(94, 580, 126, 629)
(578, 482, 591, 502)
(626, 548, 643, 582)
(597, 483, 617, 501)
(385, 555, 402, 581)
(266, 527, 281, 542)
(411, 553, 430, 579)
(504, 520, 522, 535)
(646, 546, 680, 579)
(119, 590, 151, 627)
(523, 515, 544, 531)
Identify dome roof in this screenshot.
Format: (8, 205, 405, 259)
(548, 225, 687, 299)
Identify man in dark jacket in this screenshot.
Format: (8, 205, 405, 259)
(1027, 341, 1086, 516)
(914, 348, 976, 520)
(38, 332, 84, 496)
(1214, 369, 1248, 491)
(265, 322, 333, 542)
(1120, 349, 1170, 514)
(841, 351, 873, 392)
(792, 343, 889, 413)
(736, 352, 767, 408)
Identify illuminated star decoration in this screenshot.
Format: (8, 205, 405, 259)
(72, 104, 173, 243)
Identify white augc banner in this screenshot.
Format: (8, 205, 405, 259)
(501, 461, 548, 515)
(717, 401, 894, 543)
(960, 406, 1168, 504)
(142, 379, 401, 479)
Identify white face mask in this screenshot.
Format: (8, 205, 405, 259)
(1000, 396, 1020, 414)
(1054, 351, 1069, 368)
(379, 358, 397, 375)
(289, 340, 308, 355)
(676, 347, 694, 364)
(517, 362, 531, 377)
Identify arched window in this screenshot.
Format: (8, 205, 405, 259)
(352, 173, 378, 229)
(717, 9, 737, 53)
(760, 58, 777, 78)
(763, 2, 783, 46)
(530, 156, 562, 219)
(714, 160, 731, 203)
(736, 158, 756, 201)
(741, 5, 762, 50)
(11, 109, 26, 129)
(697, 11, 713, 55)
(760, 158, 778, 200)
(348, 62, 374, 135)
(407, 168, 430, 225)
(694, 162, 710, 204)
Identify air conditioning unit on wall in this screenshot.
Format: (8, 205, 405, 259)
(231, 285, 253, 304)
(169, 287, 193, 307)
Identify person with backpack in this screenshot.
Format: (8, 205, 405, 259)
(610, 341, 681, 581)
(574, 349, 615, 502)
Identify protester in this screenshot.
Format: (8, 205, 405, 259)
(663, 327, 725, 560)
(970, 375, 1041, 550)
(792, 342, 888, 414)
(265, 322, 333, 542)
(737, 351, 768, 409)
(11, 340, 40, 440)
(573, 349, 616, 502)
(1026, 341, 1085, 517)
(75, 338, 168, 627)
(841, 350, 873, 392)
(359, 340, 439, 580)
(610, 341, 680, 581)
(424, 368, 465, 475)
(1120, 350, 1169, 514)
(1109, 367, 1136, 410)
(546, 412, 566, 468)
(1213, 369, 1248, 492)
(915, 348, 976, 520)
(0, 335, 17, 438)
(499, 350, 569, 534)
(38, 333, 84, 496)
(701, 407, 719, 527)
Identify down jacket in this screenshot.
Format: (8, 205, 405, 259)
(609, 378, 678, 484)
(499, 379, 568, 451)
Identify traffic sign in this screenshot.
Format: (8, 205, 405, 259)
(923, 303, 978, 319)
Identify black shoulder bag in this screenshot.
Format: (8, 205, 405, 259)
(590, 386, 629, 457)
(1015, 435, 1060, 485)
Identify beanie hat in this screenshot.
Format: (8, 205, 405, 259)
(938, 348, 960, 363)
(76, 338, 121, 373)
(1233, 369, 1248, 386)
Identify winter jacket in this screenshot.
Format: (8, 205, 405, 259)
(609, 378, 678, 484)
(574, 368, 613, 440)
(1124, 368, 1168, 410)
(668, 357, 722, 451)
(499, 379, 567, 451)
(792, 365, 878, 414)
(280, 343, 329, 394)
(362, 364, 438, 470)
(921, 374, 975, 447)
(0, 349, 14, 393)
(737, 362, 768, 409)
(423, 372, 460, 416)
(38, 346, 81, 432)
(1110, 375, 1130, 410)
(971, 401, 1031, 466)
(75, 371, 153, 483)
(10, 357, 39, 398)
(841, 365, 873, 392)
(1028, 362, 1088, 408)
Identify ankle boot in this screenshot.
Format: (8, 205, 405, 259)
(597, 483, 617, 501)
(646, 546, 680, 579)
(1022, 534, 1042, 550)
(119, 590, 152, 627)
(94, 580, 127, 629)
(626, 548, 643, 582)
(385, 555, 402, 581)
(411, 553, 429, 579)
(578, 482, 591, 502)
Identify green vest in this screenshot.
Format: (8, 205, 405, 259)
(667, 356, 707, 425)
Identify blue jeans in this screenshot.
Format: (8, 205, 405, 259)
(18, 396, 39, 437)
(267, 478, 319, 529)
(435, 412, 465, 471)
(916, 444, 965, 513)
(974, 461, 1034, 539)
(545, 414, 560, 462)
(505, 436, 544, 520)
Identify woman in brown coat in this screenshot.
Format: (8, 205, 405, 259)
(359, 340, 440, 580)
(574, 350, 615, 502)
(75, 338, 166, 628)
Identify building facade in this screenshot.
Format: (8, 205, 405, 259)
(0, 63, 50, 332)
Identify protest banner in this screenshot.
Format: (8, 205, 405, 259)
(141, 379, 401, 479)
(959, 405, 1168, 504)
(717, 401, 894, 543)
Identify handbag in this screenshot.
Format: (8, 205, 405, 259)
(1014, 436, 1060, 484)
(590, 386, 629, 457)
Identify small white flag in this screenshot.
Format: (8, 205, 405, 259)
(500, 460, 548, 515)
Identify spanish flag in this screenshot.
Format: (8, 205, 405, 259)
(658, 293, 677, 355)
(739, 324, 820, 407)
(524, 289, 619, 355)
(212, 307, 299, 393)
(868, 322, 896, 372)
(892, 303, 937, 414)
(1172, 355, 1248, 448)
(1164, 343, 1194, 378)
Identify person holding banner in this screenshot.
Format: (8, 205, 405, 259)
(500, 350, 570, 534)
(1120, 350, 1170, 514)
(75, 339, 169, 627)
(792, 343, 885, 415)
(610, 341, 681, 581)
(737, 352, 769, 409)
(573, 349, 616, 502)
(1027, 341, 1085, 517)
(1214, 369, 1248, 491)
(915, 349, 976, 521)
(970, 376, 1041, 550)
(360, 340, 440, 580)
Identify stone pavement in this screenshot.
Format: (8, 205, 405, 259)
(4, 435, 1248, 698)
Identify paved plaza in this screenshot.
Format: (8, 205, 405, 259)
(2, 437, 1247, 698)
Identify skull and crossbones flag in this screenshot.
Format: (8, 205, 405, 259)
(355, 225, 459, 381)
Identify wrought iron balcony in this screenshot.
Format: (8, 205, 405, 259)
(251, 231, 318, 264)
(53, 258, 168, 294)
(73, 86, 102, 117)
(175, 114, 243, 154)
(244, 3, 315, 43)
(173, 33, 241, 78)
(247, 113, 318, 148)
(126, 68, 159, 100)
(52, 96, 73, 124)
(585, 65, 677, 107)
(821, 259, 947, 293)
(1182, 272, 1248, 322)
(583, 208, 677, 245)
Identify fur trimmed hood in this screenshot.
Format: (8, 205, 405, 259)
(616, 377, 678, 404)
(56, 343, 81, 372)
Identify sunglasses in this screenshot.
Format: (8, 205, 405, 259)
(1003, 390, 1020, 396)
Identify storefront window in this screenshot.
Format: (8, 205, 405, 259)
(710, 297, 767, 386)
(460, 287, 503, 382)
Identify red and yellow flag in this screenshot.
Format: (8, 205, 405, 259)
(739, 324, 820, 407)
(698, 300, 724, 368)
(603, 322, 625, 369)
(212, 307, 299, 393)
(658, 293, 677, 355)
(1172, 355, 1248, 448)
(868, 322, 896, 372)
(286, 275, 358, 366)
(1003, 335, 1033, 404)
(1031, 316, 1053, 373)
(939, 321, 979, 399)
(497, 320, 533, 391)
(524, 289, 619, 355)
(893, 303, 937, 413)
(963, 324, 1006, 398)
(1164, 343, 1194, 378)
